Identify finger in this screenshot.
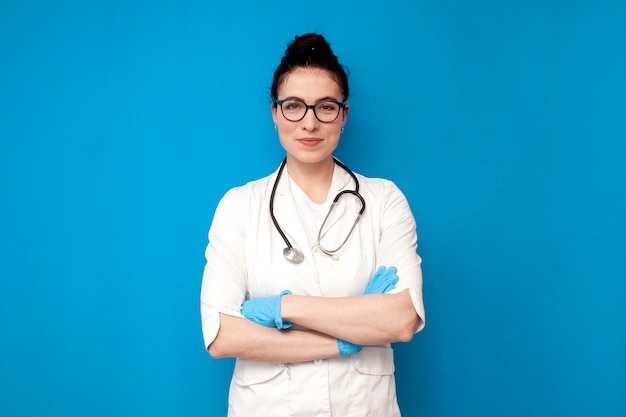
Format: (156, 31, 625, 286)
(374, 265, 386, 276)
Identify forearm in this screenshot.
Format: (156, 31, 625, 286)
(208, 313, 341, 363)
(281, 289, 419, 345)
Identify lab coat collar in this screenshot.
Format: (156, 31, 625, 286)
(271, 159, 355, 198)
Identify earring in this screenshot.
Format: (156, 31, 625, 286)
(341, 126, 345, 134)
(274, 124, 278, 131)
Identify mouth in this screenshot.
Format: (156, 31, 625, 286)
(297, 138, 323, 147)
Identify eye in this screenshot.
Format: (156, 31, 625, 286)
(317, 102, 339, 113)
(283, 100, 304, 111)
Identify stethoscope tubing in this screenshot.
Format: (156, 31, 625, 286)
(269, 157, 365, 263)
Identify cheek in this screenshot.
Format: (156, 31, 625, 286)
(277, 119, 296, 135)
(276, 126, 292, 148)
(327, 124, 343, 138)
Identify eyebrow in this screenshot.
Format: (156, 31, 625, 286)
(279, 95, 343, 103)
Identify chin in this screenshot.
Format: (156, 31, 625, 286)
(288, 152, 335, 166)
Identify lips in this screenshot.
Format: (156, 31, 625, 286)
(297, 138, 323, 146)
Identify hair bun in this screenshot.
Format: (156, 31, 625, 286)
(286, 33, 332, 57)
(271, 33, 349, 101)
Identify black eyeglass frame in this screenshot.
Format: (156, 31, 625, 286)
(273, 98, 346, 123)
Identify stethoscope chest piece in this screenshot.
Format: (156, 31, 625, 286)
(283, 247, 304, 264)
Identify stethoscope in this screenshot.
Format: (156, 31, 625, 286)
(269, 157, 366, 264)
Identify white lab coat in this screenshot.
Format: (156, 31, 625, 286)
(201, 163, 425, 417)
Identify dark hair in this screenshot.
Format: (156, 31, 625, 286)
(270, 33, 349, 102)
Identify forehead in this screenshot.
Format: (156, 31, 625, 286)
(278, 67, 343, 101)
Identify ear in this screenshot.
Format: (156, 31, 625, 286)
(271, 102, 278, 126)
(342, 103, 350, 126)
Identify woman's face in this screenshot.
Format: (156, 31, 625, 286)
(272, 67, 349, 167)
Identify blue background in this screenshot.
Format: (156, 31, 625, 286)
(1, 1, 625, 416)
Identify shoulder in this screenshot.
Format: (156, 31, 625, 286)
(211, 172, 276, 228)
(354, 173, 405, 200)
(353, 172, 415, 223)
(218, 172, 276, 207)
(210, 172, 276, 233)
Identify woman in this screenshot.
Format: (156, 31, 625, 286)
(200, 33, 425, 417)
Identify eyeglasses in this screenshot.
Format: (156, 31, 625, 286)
(274, 98, 345, 123)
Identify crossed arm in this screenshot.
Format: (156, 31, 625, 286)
(207, 289, 419, 363)
(204, 182, 423, 363)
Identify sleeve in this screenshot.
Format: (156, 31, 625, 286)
(200, 188, 249, 349)
(377, 182, 426, 332)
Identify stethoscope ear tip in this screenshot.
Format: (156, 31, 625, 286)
(283, 247, 304, 264)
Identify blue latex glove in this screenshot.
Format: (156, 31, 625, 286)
(337, 338, 363, 356)
(364, 266, 398, 294)
(337, 266, 399, 356)
(241, 290, 292, 329)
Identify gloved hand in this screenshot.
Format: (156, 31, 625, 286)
(337, 338, 363, 356)
(241, 290, 292, 329)
(336, 266, 399, 356)
(364, 266, 398, 294)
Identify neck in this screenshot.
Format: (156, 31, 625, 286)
(286, 156, 335, 204)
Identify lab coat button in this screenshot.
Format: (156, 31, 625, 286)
(314, 359, 323, 366)
(356, 359, 364, 368)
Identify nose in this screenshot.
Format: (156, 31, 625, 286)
(301, 107, 320, 130)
